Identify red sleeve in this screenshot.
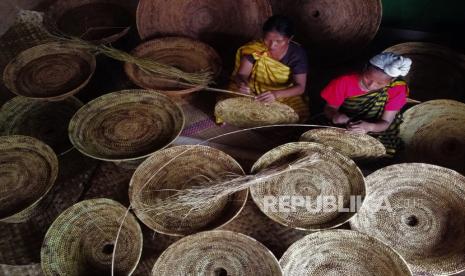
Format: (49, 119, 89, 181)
(385, 85, 408, 111)
(320, 77, 347, 107)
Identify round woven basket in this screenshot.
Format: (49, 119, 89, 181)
(129, 145, 248, 236)
(279, 229, 412, 275)
(3, 42, 96, 101)
(399, 99, 465, 174)
(0, 135, 58, 223)
(250, 142, 365, 230)
(299, 128, 386, 159)
(274, 0, 381, 63)
(68, 89, 185, 162)
(350, 163, 465, 275)
(44, 0, 137, 43)
(215, 97, 300, 128)
(385, 42, 465, 102)
(136, 0, 271, 43)
(152, 230, 282, 275)
(41, 198, 143, 276)
(125, 37, 221, 96)
(0, 96, 83, 155)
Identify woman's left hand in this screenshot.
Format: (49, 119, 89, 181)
(346, 120, 374, 134)
(255, 91, 277, 103)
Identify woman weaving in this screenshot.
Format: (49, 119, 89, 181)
(219, 15, 310, 122)
(321, 52, 412, 154)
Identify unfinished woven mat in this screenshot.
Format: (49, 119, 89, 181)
(250, 142, 365, 230)
(44, 0, 137, 43)
(399, 99, 465, 174)
(41, 198, 142, 276)
(273, 0, 381, 63)
(152, 230, 282, 275)
(129, 145, 248, 236)
(299, 128, 386, 159)
(0, 149, 96, 265)
(215, 97, 299, 128)
(0, 96, 83, 155)
(125, 37, 221, 95)
(280, 230, 411, 275)
(385, 42, 465, 102)
(3, 42, 96, 101)
(136, 0, 271, 43)
(0, 135, 58, 223)
(350, 163, 465, 275)
(69, 89, 184, 162)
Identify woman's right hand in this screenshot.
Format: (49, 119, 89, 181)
(238, 81, 251, 94)
(332, 112, 350, 125)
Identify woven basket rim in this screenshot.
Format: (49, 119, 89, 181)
(129, 145, 249, 236)
(3, 42, 96, 101)
(0, 135, 59, 222)
(68, 89, 185, 162)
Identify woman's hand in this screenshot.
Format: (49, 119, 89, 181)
(238, 81, 251, 94)
(332, 113, 351, 125)
(255, 91, 277, 103)
(347, 120, 374, 134)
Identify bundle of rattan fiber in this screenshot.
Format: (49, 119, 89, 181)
(129, 145, 248, 236)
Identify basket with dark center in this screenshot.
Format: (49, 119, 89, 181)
(250, 142, 365, 230)
(3, 42, 96, 100)
(350, 163, 465, 275)
(40, 198, 143, 276)
(68, 89, 185, 162)
(280, 230, 412, 275)
(44, 0, 137, 43)
(0, 96, 83, 155)
(152, 230, 282, 275)
(0, 135, 58, 223)
(399, 99, 465, 174)
(129, 145, 248, 236)
(125, 37, 222, 96)
(385, 42, 465, 102)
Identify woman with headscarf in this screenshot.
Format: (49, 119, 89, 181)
(217, 15, 310, 123)
(320, 52, 412, 154)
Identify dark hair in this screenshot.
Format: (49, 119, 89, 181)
(262, 15, 295, 38)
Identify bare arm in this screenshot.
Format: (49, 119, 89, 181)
(324, 104, 350, 125)
(233, 57, 254, 94)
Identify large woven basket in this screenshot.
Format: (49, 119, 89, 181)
(125, 37, 222, 96)
(385, 42, 465, 102)
(152, 230, 282, 275)
(41, 198, 143, 276)
(136, 0, 271, 46)
(350, 163, 465, 275)
(250, 142, 365, 230)
(399, 99, 465, 174)
(69, 89, 185, 162)
(280, 230, 412, 275)
(0, 135, 58, 223)
(3, 42, 96, 101)
(129, 145, 248, 236)
(300, 128, 386, 159)
(0, 96, 83, 155)
(273, 0, 381, 63)
(215, 97, 300, 128)
(44, 0, 137, 43)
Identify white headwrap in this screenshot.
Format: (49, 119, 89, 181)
(369, 52, 412, 77)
